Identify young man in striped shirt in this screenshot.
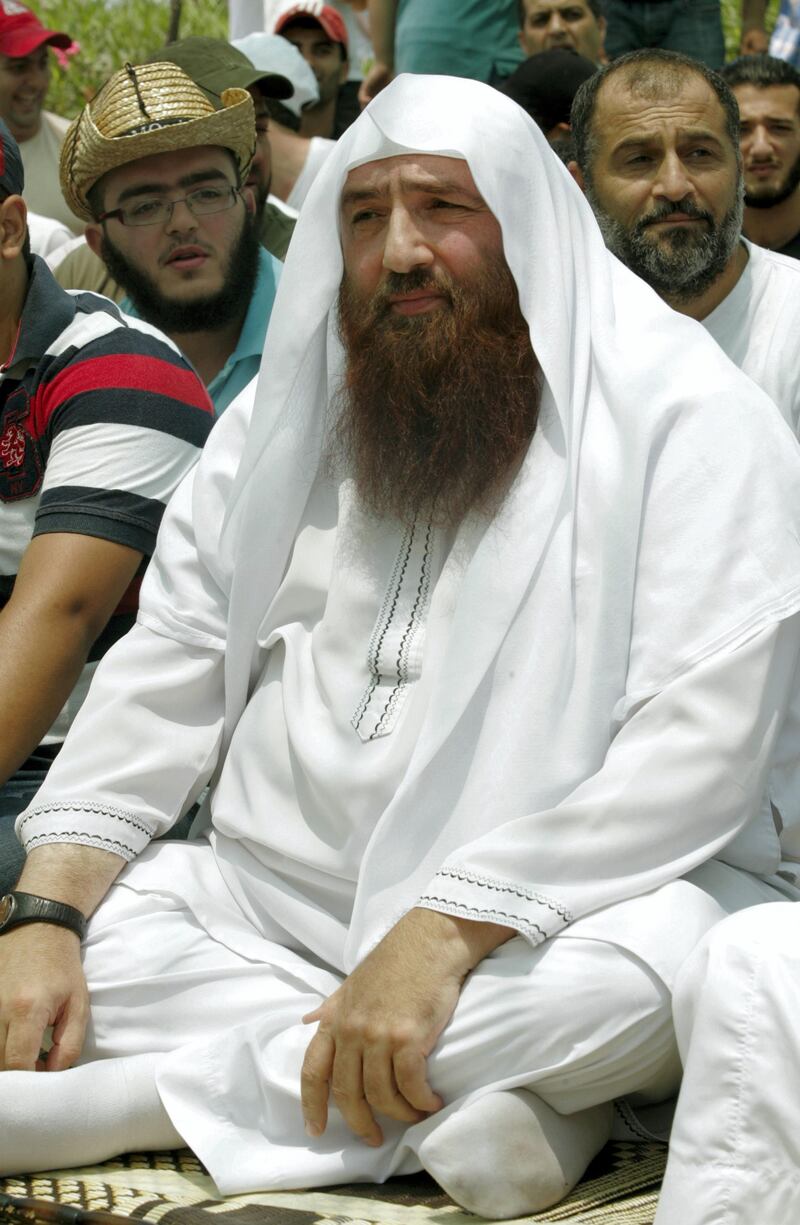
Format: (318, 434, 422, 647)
(0, 119, 214, 891)
(63, 57, 284, 417)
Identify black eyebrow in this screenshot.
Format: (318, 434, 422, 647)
(741, 113, 796, 124)
(610, 129, 724, 155)
(115, 169, 231, 205)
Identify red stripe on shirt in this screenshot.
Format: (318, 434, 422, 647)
(27, 354, 213, 439)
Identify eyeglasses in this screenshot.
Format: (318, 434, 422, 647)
(99, 184, 242, 227)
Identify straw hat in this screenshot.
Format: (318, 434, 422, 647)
(60, 61, 256, 223)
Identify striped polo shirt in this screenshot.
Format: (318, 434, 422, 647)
(0, 255, 214, 742)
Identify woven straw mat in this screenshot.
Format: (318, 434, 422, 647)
(0, 1141, 665, 1225)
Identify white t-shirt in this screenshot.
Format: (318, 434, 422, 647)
(703, 240, 800, 437)
(26, 210, 75, 259)
(18, 110, 79, 235)
(267, 191, 299, 218)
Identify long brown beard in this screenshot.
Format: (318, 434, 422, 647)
(331, 256, 542, 529)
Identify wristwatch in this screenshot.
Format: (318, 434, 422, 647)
(0, 891, 87, 940)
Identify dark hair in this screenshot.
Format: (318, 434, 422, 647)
(571, 48, 740, 175)
(86, 178, 104, 220)
(517, 0, 604, 27)
(721, 53, 800, 112)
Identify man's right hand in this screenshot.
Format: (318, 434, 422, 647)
(0, 843, 127, 1071)
(0, 923, 88, 1071)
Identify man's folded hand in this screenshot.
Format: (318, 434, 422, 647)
(300, 907, 513, 1145)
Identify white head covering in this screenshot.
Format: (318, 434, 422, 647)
(140, 74, 800, 962)
(215, 72, 800, 692)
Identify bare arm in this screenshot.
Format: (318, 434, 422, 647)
(741, 0, 770, 53)
(0, 842, 126, 1072)
(360, 0, 398, 105)
(0, 531, 143, 787)
(301, 907, 513, 1144)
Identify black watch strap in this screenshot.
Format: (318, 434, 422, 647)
(0, 891, 87, 940)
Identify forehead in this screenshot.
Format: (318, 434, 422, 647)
(342, 153, 481, 202)
(283, 22, 336, 46)
(524, 0, 596, 18)
(0, 47, 48, 70)
(596, 72, 727, 142)
(733, 82, 800, 123)
(99, 145, 236, 201)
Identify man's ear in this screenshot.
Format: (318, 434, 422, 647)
(568, 161, 586, 192)
(85, 223, 103, 257)
(0, 195, 27, 260)
(242, 184, 256, 214)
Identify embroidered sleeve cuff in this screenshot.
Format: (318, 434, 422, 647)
(16, 801, 156, 861)
(417, 866, 573, 946)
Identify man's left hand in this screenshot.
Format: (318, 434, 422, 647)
(301, 907, 513, 1146)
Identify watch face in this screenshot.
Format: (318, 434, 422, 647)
(0, 894, 16, 928)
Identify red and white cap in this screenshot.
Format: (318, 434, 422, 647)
(0, 1, 71, 58)
(274, 4, 349, 51)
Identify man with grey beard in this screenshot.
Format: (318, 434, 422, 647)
(570, 48, 800, 435)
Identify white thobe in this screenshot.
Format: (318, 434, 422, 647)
(654, 902, 800, 1225)
(57, 614, 800, 1194)
(209, 473, 469, 969)
(20, 460, 800, 1191)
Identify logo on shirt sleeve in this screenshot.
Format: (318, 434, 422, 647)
(0, 388, 43, 503)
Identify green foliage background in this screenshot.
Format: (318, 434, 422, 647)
(39, 0, 787, 122)
(721, 0, 782, 54)
(39, 0, 229, 119)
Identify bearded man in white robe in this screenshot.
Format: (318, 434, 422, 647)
(2, 74, 800, 1220)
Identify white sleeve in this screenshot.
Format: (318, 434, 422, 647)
(418, 615, 800, 944)
(13, 380, 259, 859)
(16, 623, 225, 859)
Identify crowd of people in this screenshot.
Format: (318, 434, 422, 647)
(1, 1, 800, 1222)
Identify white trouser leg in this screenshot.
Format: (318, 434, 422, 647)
(154, 929, 680, 1194)
(0, 876, 739, 1197)
(8, 877, 678, 1193)
(3, 888, 680, 1193)
(0, 1053, 183, 1176)
(0, 881, 330, 1178)
(79, 882, 338, 1065)
(654, 903, 800, 1225)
